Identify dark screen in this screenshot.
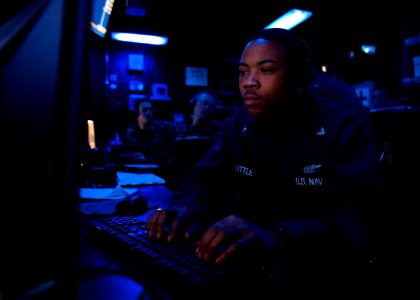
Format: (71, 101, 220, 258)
(0, 0, 89, 298)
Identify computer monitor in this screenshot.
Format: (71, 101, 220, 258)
(90, 0, 116, 38)
(0, 0, 89, 298)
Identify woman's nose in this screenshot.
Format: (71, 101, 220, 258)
(242, 73, 259, 88)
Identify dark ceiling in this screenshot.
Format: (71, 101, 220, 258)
(108, 0, 418, 63)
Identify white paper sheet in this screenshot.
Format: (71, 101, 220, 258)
(116, 172, 166, 186)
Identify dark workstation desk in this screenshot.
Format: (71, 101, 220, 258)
(78, 164, 178, 300)
(76, 149, 409, 299)
(77, 163, 283, 300)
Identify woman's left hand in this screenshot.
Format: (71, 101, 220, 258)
(195, 215, 283, 264)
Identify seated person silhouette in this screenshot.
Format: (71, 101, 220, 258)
(167, 90, 225, 190)
(119, 100, 177, 167)
(180, 89, 224, 139)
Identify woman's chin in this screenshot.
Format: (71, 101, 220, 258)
(246, 106, 265, 118)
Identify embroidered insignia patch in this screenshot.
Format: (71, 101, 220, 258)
(303, 164, 322, 174)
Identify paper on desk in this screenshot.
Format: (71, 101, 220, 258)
(117, 171, 165, 186)
(79, 185, 138, 200)
(79, 185, 139, 215)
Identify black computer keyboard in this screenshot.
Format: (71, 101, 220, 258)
(87, 214, 373, 298)
(87, 215, 293, 297)
(87, 215, 228, 285)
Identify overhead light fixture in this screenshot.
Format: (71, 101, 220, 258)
(111, 32, 168, 45)
(361, 45, 376, 55)
(265, 9, 312, 30)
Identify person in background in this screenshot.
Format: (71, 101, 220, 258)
(165, 90, 225, 190)
(121, 100, 177, 166)
(180, 89, 224, 138)
(146, 28, 384, 297)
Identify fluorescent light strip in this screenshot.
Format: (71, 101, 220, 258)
(111, 32, 168, 45)
(265, 9, 312, 30)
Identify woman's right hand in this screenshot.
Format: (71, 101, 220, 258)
(146, 205, 211, 242)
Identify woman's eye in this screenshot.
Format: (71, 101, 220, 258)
(261, 67, 274, 73)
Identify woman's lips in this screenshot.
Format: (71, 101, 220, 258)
(244, 95, 261, 105)
(244, 99, 261, 106)
(243, 93, 261, 106)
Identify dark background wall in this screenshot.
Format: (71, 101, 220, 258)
(87, 0, 420, 125)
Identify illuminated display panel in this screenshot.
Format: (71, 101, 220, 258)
(90, 0, 115, 38)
